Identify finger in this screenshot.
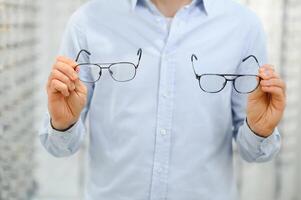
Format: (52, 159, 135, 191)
(260, 78, 286, 90)
(259, 68, 279, 80)
(53, 61, 78, 81)
(260, 64, 275, 72)
(56, 56, 78, 69)
(50, 69, 75, 91)
(74, 78, 87, 94)
(248, 83, 264, 99)
(261, 86, 285, 101)
(50, 79, 70, 97)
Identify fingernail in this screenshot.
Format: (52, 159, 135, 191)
(265, 70, 269, 76)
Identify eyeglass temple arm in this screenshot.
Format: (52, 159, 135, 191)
(75, 49, 92, 62)
(136, 48, 143, 67)
(191, 54, 199, 79)
(242, 55, 260, 68)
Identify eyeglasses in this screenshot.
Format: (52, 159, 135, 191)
(191, 55, 261, 94)
(75, 48, 143, 83)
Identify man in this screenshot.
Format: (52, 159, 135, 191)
(40, 0, 286, 199)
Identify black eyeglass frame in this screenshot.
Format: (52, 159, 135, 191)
(75, 48, 143, 83)
(191, 55, 262, 94)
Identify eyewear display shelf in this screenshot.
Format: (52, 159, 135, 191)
(0, 0, 38, 199)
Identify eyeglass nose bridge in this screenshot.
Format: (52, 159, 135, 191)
(94, 65, 111, 77)
(223, 76, 242, 90)
(223, 74, 240, 81)
(225, 78, 236, 81)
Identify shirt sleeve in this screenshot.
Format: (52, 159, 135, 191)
(39, 12, 94, 157)
(232, 15, 281, 163)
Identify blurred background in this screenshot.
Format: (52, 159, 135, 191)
(0, 0, 300, 200)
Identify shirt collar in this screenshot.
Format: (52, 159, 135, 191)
(130, 0, 215, 15)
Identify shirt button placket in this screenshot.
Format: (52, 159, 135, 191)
(150, 51, 175, 200)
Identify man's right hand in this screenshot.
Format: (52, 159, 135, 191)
(47, 56, 87, 131)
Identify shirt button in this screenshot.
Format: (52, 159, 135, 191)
(163, 92, 169, 98)
(160, 129, 167, 136)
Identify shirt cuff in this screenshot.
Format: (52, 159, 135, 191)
(47, 119, 81, 145)
(241, 119, 281, 158)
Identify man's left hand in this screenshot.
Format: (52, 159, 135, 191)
(247, 64, 286, 137)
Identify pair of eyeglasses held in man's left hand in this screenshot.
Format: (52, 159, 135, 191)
(75, 48, 142, 83)
(191, 54, 262, 94)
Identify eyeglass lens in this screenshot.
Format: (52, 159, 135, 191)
(199, 75, 226, 93)
(77, 64, 102, 83)
(199, 75, 259, 93)
(77, 63, 137, 83)
(109, 63, 136, 82)
(234, 75, 259, 93)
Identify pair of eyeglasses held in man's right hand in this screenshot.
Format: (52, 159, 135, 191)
(75, 49, 142, 83)
(191, 54, 262, 94)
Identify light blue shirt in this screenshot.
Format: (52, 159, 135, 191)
(40, 0, 281, 199)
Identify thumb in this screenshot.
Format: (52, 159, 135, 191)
(248, 79, 265, 101)
(74, 78, 88, 95)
